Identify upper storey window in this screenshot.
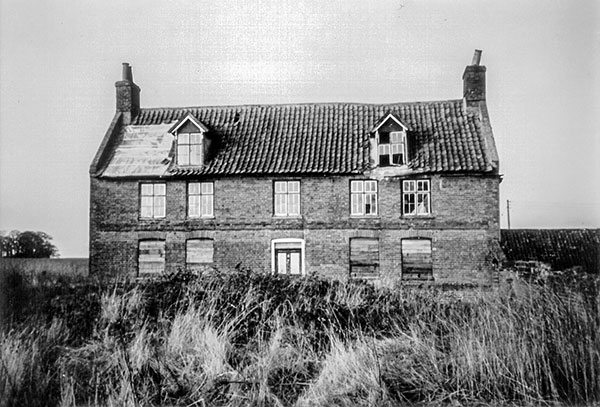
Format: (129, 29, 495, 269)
(378, 131, 407, 166)
(372, 113, 409, 168)
(351, 180, 378, 216)
(140, 183, 166, 218)
(177, 133, 202, 165)
(403, 180, 431, 216)
(169, 113, 209, 167)
(274, 181, 300, 217)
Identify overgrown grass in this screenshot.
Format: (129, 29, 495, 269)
(1, 267, 599, 406)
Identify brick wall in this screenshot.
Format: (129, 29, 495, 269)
(90, 173, 500, 284)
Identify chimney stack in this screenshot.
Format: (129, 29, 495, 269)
(115, 62, 140, 124)
(462, 49, 486, 107)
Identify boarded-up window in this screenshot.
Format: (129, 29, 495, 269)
(350, 238, 379, 277)
(401, 239, 433, 281)
(186, 239, 214, 264)
(138, 240, 165, 275)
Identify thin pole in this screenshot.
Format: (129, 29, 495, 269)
(506, 199, 511, 229)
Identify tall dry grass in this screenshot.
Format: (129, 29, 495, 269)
(1, 268, 598, 406)
(0, 319, 68, 407)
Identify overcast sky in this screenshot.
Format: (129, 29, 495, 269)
(1, 0, 599, 257)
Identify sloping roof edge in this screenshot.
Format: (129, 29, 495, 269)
(471, 100, 499, 173)
(89, 112, 123, 176)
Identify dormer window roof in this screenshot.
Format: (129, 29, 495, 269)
(169, 113, 209, 166)
(168, 113, 209, 134)
(372, 113, 409, 168)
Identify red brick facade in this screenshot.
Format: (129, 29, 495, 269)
(89, 174, 500, 284)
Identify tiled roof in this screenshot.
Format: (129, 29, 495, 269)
(501, 229, 600, 274)
(99, 99, 497, 177)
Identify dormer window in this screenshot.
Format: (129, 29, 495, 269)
(169, 113, 210, 167)
(372, 113, 409, 168)
(177, 133, 202, 165)
(378, 131, 406, 166)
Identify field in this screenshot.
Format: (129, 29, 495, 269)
(1, 267, 599, 407)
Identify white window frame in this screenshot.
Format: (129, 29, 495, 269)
(378, 130, 407, 166)
(274, 181, 301, 217)
(403, 179, 431, 216)
(140, 183, 166, 219)
(350, 180, 378, 216)
(177, 132, 203, 166)
(188, 182, 214, 218)
(271, 238, 305, 276)
(186, 238, 214, 264)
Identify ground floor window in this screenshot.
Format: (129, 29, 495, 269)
(350, 238, 379, 278)
(401, 238, 433, 281)
(186, 238, 214, 265)
(138, 240, 165, 275)
(272, 239, 304, 275)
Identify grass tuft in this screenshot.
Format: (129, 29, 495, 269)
(1, 267, 598, 406)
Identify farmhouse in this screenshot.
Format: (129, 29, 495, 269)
(89, 50, 502, 285)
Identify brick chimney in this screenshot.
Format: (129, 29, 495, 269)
(115, 63, 140, 124)
(462, 50, 486, 107)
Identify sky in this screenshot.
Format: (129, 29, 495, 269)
(1, 0, 599, 258)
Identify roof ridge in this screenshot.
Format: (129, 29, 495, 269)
(138, 99, 465, 112)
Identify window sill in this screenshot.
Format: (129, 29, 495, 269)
(401, 214, 435, 219)
(378, 164, 408, 168)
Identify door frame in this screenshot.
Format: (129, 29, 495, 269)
(271, 238, 306, 276)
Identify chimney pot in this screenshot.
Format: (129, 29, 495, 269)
(471, 50, 482, 66)
(122, 62, 133, 81)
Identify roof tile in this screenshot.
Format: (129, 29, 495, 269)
(501, 229, 600, 274)
(101, 100, 497, 177)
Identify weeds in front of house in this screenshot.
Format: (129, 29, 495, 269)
(1, 266, 599, 406)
